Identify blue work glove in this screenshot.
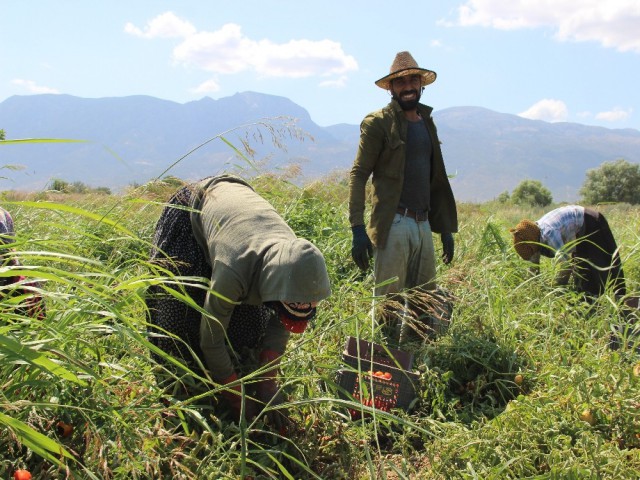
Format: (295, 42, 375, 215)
(441, 232, 454, 265)
(351, 225, 373, 271)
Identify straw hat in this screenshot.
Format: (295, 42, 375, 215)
(375, 51, 437, 90)
(509, 219, 541, 261)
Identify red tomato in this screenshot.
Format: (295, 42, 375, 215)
(14, 470, 32, 480)
(56, 421, 73, 437)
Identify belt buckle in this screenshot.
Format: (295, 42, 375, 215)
(397, 207, 409, 218)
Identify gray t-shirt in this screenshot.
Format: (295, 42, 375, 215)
(399, 119, 432, 213)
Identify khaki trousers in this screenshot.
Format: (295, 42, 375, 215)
(373, 213, 437, 343)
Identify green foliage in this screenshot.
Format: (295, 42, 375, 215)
(49, 178, 70, 192)
(496, 190, 510, 203)
(511, 179, 553, 207)
(48, 178, 111, 195)
(0, 129, 5, 141)
(580, 159, 640, 205)
(1, 131, 639, 478)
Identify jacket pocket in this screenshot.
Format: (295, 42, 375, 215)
(376, 135, 403, 179)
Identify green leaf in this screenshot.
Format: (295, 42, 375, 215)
(0, 412, 74, 466)
(0, 138, 87, 145)
(0, 335, 88, 386)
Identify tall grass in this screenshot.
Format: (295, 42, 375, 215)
(1, 129, 639, 478)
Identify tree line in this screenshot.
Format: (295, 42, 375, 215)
(497, 159, 640, 207)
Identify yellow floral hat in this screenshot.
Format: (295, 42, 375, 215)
(375, 51, 437, 90)
(509, 220, 541, 261)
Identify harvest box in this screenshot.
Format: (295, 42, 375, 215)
(336, 337, 419, 418)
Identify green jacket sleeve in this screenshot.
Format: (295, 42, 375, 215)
(199, 262, 244, 382)
(348, 114, 384, 227)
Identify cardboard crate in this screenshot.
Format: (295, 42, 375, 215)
(336, 337, 419, 418)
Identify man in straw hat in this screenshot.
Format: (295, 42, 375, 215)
(348, 51, 458, 344)
(510, 204, 626, 298)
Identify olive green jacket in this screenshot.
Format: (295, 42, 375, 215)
(348, 100, 458, 248)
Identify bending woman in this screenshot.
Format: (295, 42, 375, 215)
(146, 175, 331, 425)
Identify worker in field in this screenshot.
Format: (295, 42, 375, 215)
(146, 174, 331, 429)
(510, 204, 626, 298)
(348, 51, 458, 345)
(0, 206, 46, 319)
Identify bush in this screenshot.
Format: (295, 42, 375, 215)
(580, 159, 640, 205)
(511, 179, 553, 207)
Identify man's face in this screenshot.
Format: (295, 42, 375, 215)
(390, 74, 422, 111)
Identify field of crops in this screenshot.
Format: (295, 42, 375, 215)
(1, 168, 639, 478)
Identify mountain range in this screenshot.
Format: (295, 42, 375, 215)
(1, 92, 639, 203)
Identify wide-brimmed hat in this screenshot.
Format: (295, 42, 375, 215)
(510, 220, 541, 261)
(375, 51, 437, 90)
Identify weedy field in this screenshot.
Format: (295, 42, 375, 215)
(1, 154, 639, 478)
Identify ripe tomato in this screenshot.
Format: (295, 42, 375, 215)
(14, 470, 32, 480)
(56, 421, 73, 437)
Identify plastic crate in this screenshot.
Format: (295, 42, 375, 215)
(343, 336, 414, 370)
(335, 337, 419, 418)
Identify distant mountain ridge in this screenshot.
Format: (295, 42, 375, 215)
(1, 92, 639, 202)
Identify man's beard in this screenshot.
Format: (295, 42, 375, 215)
(393, 89, 421, 111)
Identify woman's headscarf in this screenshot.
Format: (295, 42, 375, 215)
(0, 207, 15, 244)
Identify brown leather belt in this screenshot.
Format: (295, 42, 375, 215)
(396, 207, 428, 222)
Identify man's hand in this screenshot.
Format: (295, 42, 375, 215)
(441, 232, 454, 265)
(351, 225, 373, 270)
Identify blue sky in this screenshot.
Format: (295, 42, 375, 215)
(2, 1, 639, 129)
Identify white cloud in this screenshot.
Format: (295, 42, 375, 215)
(595, 106, 632, 122)
(519, 99, 569, 122)
(128, 14, 358, 80)
(172, 23, 260, 74)
(252, 38, 358, 78)
(190, 78, 221, 94)
(452, 0, 640, 53)
(319, 76, 348, 88)
(11, 79, 59, 94)
(124, 11, 196, 39)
